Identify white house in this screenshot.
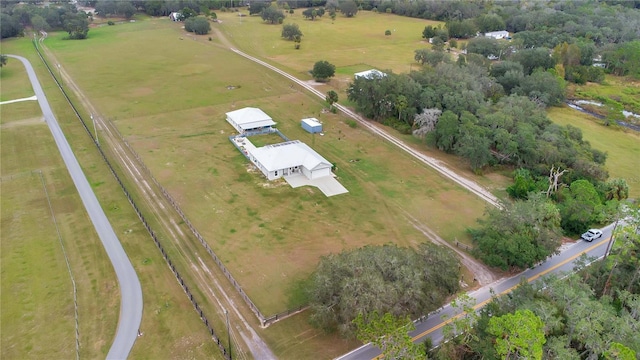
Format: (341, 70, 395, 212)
(226, 107, 276, 134)
(354, 69, 387, 80)
(248, 140, 332, 181)
(169, 12, 182, 21)
(484, 30, 510, 40)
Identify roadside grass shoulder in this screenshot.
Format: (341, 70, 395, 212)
(547, 106, 640, 199)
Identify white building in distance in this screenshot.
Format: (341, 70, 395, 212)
(484, 30, 510, 39)
(354, 69, 387, 80)
(226, 107, 276, 134)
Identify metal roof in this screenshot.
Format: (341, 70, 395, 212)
(226, 107, 276, 130)
(251, 140, 331, 172)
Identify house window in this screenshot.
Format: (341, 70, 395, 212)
(275, 171, 278, 176)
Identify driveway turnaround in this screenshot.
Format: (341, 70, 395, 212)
(8, 55, 143, 359)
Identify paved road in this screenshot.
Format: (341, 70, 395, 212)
(336, 223, 616, 360)
(8, 55, 143, 360)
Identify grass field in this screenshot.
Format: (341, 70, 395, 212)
(40, 17, 487, 322)
(1, 38, 221, 359)
(217, 10, 441, 77)
(547, 106, 640, 199)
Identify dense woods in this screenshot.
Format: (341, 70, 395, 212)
(307, 243, 460, 337)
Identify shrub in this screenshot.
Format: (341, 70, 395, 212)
(107, 20, 114, 25)
(385, 29, 391, 36)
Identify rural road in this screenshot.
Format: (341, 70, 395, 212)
(220, 43, 502, 209)
(8, 55, 143, 360)
(336, 224, 617, 360)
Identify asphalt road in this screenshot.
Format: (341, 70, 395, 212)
(336, 223, 616, 360)
(9, 55, 143, 360)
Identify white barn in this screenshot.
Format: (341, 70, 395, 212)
(354, 69, 387, 80)
(484, 30, 510, 39)
(226, 107, 276, 134)
(248, 140, 332, 181)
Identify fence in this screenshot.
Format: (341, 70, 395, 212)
(32, 38, 232, 359)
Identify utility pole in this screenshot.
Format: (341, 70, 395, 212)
(224, 309, 232, 360)
(91, 114, 99, 146)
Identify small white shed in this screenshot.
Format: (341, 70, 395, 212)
(301, 118, 322, 134)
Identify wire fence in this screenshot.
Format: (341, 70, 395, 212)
(32, 38, 233, 359)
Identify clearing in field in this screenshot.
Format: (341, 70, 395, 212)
(41, 17, 487, 318)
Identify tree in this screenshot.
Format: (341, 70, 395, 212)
(302, 8, 323, 20)
(353, 311, 425, 360)
(339, 0, 358, 17)
(261, 6, 285, 24)
(307, 243, 460, 337)
(184, 17, 210, 35)
(117, 1, 137, 19)
(487, 309, 546, 360)
(31, 14, 49, 32)
(467, 37, 501, 58)
(558, 179, 602, 234)
(311, 60, 335, 82)
(476, 13, 506, 33)
(180, 7, 198, 20)
(281, 23, 302, 41)
(63, 13, 90, 40)
(412, 108, 441, 138)
(470, 193, 563, 270)
(446, 19, 477, 39)
(422, 25, 436, 39)
(603, 178, 629, 201)
(431, 37, 445, 52)
(1, 13, 23, 39)
(514, 70, 565, 107)
(511, 48, 557, 75)
(249, 1, 269, 15)
(506, 168, 539, 199)
(434, 110, 459, 152)
(0, 55, 7, 67)
(326, 90, 338, 108)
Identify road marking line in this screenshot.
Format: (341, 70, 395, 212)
(409, 238, 609, 341)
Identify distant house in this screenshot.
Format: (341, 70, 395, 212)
(226, 107, 276, 134)
(169, 12, 182, 21)
(301, 118, 322, 134)
(484, 30, 510, 40)
(248, 140, 333, 180)
(354, 69, 387, 80)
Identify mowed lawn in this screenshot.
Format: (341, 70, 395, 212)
(42, 17, 487, 318)
(1, 39, 221, 359)
(216, 9, 441, 79)
(547, 106, 640, 199)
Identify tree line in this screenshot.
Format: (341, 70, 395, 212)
(348, 208, 639, 359)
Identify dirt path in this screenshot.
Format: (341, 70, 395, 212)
(39, 38, 274, 360)
(212, 26, 502, 286)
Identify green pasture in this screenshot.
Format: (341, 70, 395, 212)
(41, 16, 485, 323)
(1, 174, 76, 359)
(1, 38, 220, 359)
(570, 75, 640, 114)
(216, 10, 441, 78)
(547, 106, 640, 199)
